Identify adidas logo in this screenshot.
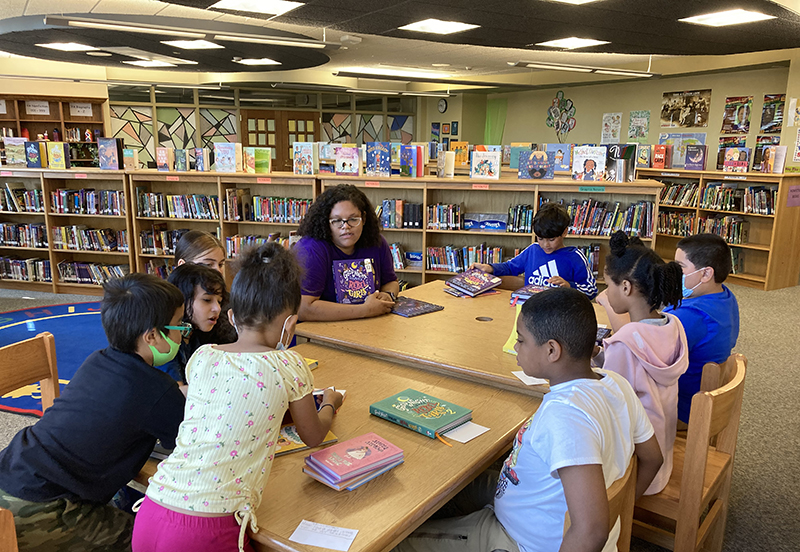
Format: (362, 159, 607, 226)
(528, 260, 559, 287)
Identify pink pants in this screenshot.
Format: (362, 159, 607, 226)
(132, 496, 255, 552)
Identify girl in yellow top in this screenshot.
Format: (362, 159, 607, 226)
(132, 243, 343, 552)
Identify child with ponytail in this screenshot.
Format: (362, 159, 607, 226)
(596, 231, 688, 495)
(132, 243, 343, 552)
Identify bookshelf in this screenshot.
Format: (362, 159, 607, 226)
(636, 168, 800, 291)
(319, 176, 663, 287)
(0, 96, 107, 168)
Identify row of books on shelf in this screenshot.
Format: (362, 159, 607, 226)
(426, 244, 519, 273)
(2, 138, 101, 170)
(144, 259, 175, 279)
(700, 183, 776, 215)
(155, 144, 272, 174)
(2, 183, 44, 213)
(0, 223, 47, 248)
(223, 189, 310, 224)
(51, 189, 125, 216)
(294, 141, 441, 177)
(547, 199, 655, 238)
(377, 200, 424, 229)
(636, 143, 787, 174)
(51, 226, 129, 253)
(698, 215, 750, 245)
(57, 261, 129, 285)
(135, 191, 219, 220)
(139, 226, 188, 256)
(225, 233, 297, 258)
(426, 203, 463, 230)
(507, 204, 534, 233)
(657, 212, 696, 236)
(659, 182, 698, 207)
(0, 257, 51, 282)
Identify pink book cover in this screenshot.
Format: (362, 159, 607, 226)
(305, 432, 403, 482)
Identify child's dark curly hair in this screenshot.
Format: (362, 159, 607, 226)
(297, 184, 382, 248)
(605, 231, 682, 310)
(167, 263, 237, 345)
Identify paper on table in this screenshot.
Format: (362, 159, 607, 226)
(443, 421, 490, 443)
(289, 520, 359, 552)
(512, 371, 548, 386)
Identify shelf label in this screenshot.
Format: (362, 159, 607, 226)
(0, 100, 5, 115)
(788, 185, 800, 207)
(25, 100, 50, 116)
(166, 176, 180, 181)
(69, 103, 93, 117)
(472, 183, 490, 190)
(0, 171, 11, 176)
(257, 177, 271, 184)
(723, 175, 747, 180)
(74, 173, 88, 179)
(660, 172, 680, 177)
(579, 186, 605, 192)
(365, 181, 380, 187)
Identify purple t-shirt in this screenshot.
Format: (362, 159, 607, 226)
(294, 236, 398, 303)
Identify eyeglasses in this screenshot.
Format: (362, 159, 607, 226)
(329, 216, 362, 228)
(165, 322, 193, 338)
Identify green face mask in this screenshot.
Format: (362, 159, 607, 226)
(148, 331, 181, 367)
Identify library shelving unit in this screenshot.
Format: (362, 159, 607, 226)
(0, 96, 107, 168)
(636, 167, 800, 291)
(319, 175, 663, 287)
(0, 168, 133, 295)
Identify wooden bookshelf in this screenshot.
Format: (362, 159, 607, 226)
(636, 167, 800, 291)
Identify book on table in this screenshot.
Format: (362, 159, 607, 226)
(304, 432, 403, 487)
(445, 268, 502, 297)
(369, 388, 473, 439)
(510, 284, 549, 305)
(391, 295, 444, 318)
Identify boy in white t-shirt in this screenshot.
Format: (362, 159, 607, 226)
(394, 287, 663, 552)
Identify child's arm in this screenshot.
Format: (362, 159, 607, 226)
(570, 251, 598, 299)
(633, 435, 663, 500)
(595, 290, 631, 332)
(287, 388, 344, 447)
(558, 463, 609, 552)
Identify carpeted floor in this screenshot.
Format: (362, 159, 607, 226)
(0, 283, 798, 551)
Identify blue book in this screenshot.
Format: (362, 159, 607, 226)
(545, 143, 572, 172)
(400, 145, 417, 178)
(366, 142, 391, 177)
(518, 150, 555, 179)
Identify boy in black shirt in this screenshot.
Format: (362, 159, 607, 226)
(0, 273, 187, 551)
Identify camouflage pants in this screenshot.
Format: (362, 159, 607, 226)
(0, 488, 132, 552)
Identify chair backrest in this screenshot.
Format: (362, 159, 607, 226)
(700, 353, 745, 394)
(0, 506, 18, 552)
(0, 332, 59, 412)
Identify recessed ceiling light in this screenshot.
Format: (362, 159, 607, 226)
(86, 51, 112, 57)
(36, 42, 97, 52)
(161, 40, 224, 50)
(548, 0, 603, 4)
(431, 63, 451, 67)
(209, 0, 303, 16)
(122, 60, 176, 68)
(234, 58, 281, 65)
(398, 18, 479, 35)
(535, 37, 610, 49)
(679, 9, 775, 27)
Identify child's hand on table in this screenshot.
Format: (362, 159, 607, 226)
(363, 291, 394, 317)
(322, 388, 344, 411)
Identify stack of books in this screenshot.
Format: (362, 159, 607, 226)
(445, 268, 502, 297)
(303, 433, 403, 491)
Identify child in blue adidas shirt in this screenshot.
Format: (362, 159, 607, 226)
(472, 203, 598, 298)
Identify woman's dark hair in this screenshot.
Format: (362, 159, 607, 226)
(605, 231, 682, 310)
(297, 184, 382, 248)
(174, 230, 224, 263)
(533, 202, 571, 239)
(168, 263, 228, 326)
(229, 243, 302, 329)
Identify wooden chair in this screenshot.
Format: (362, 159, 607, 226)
(633, 353, 747, 552)
(0, 507, 18, 552)
(564, 456, 638, 552)
(0, 332, 59, 412)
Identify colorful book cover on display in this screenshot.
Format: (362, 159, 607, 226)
(366, 142, 391, 177)
(751, 136, 781, 171)
(518, 150, 555, 179)
(651, 144, 672, 169)
(335, 146, 360, 176)
(760, 145, 787, 173)
(684, 144, 707, 171)
(510, 284, 549, 305)
(760, 94, 785, 133)
(571, 145, 607, 181)
(174, 149, 188, 172)
(194, 147, 209, 172)
(123, 148, 139, 170)
(243, 147, 256, 174)
(156, 147, 174, 171)
(636, 144, 652, 168)
(304, 458, 404, 491)
(292, 142, 317, 175)
(47, 142, 70, 170)
(97, 138, 122, 170)
(502, 145, 511, 164)
(470, 151, 501, 179)
(213, 142, 243, 173)
(369, 388, 473, 439)
(390, 143, 402, 164)
(400, 145, 418, 178)
(391, 296, 444, 318)
(722, 147, 750, 173)
(275, 424, 337, 457)
(716, 136, 746, 170)
(254, 148, 271, 173)
(445, 267, 502, 297)
(4, 137, 27, 166)
(333, 258, 376, 304)
(509, 142, 534, 170)
(545, 143, 571, 172)
(305, 433, 403, 483)
(450, 141, 469, 166)
(24, 141, 45, 169)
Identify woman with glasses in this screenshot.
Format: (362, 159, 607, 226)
(295, 184, 399, 321)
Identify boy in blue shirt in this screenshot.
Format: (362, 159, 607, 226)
(663, 233, 740, 423)
(0, 274, 187, 551)
(472, 203, 598, 298)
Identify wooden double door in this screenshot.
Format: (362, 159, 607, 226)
(241, 110, 320, 172)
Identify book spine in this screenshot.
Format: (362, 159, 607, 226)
(369, 405, 435, 439)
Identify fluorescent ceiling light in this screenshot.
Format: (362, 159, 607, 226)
(337, 66, 452, 79)
(510, 60, 656, 77)
(594, 69, 654, 77)
(36, 42, 97, 52)
(398, 18, 479, 35)
(161, 40, 223, 50)
(548, 0, 603, 4)
(536, 37, 609, 49)
(64, 20, 205, 38)
(210, 0, 303, 17)
(400, 92, 451, 97)
(123, 60, 176, 68)
(679, 9, 775, 27)
(213, 34, 326, 49)
(346, 89, 399, 95)
(522, 62, 592, 73)
(234, 57, 281, 65)
(86, 51, 112, 57)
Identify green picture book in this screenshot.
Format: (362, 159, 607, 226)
(369, 388, 472, 439)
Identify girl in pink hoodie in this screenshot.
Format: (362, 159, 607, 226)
(597, 231, 688, 495)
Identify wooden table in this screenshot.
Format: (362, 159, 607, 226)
(138, 343, 538, 552)
(296, 281, 610, 395)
